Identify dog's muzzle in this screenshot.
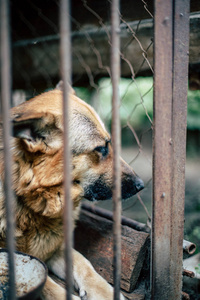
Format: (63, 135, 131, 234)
(84, 176, 112, 201)
(121, 175, 144, 199)
(84, 175, 144, 202)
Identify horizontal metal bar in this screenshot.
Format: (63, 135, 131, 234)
(183, 240, 196, 255)
(81, 203, 151, 233)
(12, 19, 153, 48)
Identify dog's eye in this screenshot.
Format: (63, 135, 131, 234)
(94, 146, 108, 157)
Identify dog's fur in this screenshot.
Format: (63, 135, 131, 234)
(0, 84, 144, 299)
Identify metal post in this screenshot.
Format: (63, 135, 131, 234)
(0, 0, 16, 299)
(111, 0, 121, 299)
(170, 1, 190, 298)
(152, 0, 190, 299)
(59, 0, 73, 299)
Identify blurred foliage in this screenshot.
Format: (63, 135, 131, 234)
(193, 226, 200, 240)
(95, 77, 153, 130)
(75, 77, 200, 131)
(74, 87, 92, 103)
(75, 79, 200, 252)
(187, 89, 200, 130)
(195, 263, 200, 275)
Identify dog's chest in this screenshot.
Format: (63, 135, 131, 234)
(16, 210, 64, 261)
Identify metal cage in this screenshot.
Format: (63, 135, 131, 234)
(0, 0, 190, 299)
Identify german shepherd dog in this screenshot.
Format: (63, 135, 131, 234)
(0, 83, 144, 299)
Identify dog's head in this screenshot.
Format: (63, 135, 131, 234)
(11, 85, 144, 205)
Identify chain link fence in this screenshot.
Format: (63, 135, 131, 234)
(11, 0, 154, 228)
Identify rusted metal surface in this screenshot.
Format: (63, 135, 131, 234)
(183, 240, 196, 255)
(170, 1, 190, 299)
(182, 269, 195, 278)
(111, 0, 121, 299)
(0, 0, 16, 299)
(152, 0, 190, 299)
(59, 0, 73, 299)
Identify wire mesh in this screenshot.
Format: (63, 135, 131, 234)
(11, 0, 154, 227)
(9, 2, 154, 299)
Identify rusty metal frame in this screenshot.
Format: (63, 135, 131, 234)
(152, 0, 190, 299)
(0, 0, 16, 299)
(0, 0, 191, 299)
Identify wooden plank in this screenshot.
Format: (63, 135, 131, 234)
(74, 209, 150, 293)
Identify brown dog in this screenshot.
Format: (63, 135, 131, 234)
(0, 83, 144, 299)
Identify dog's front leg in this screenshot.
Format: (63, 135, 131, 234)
(41, 275, 81, 300)
(45, 247, 86, 300)
(73, 250, 125, 300)
(47, 248, 125, 300)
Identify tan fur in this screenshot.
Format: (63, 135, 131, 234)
(0, 85, 143, 299)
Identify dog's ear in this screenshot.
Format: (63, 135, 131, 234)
(13, 112, 45, 141)
(56, 80, 76, 95)
(12, 111, 62, 153)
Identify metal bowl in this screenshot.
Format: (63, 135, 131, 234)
(0, 249, 47, 300)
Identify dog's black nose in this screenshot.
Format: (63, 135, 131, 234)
(135, 177, 144, 192)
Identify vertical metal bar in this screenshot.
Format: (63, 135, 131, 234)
(111, 0, 121, 299)
(59, 1, 73, 299)
(169, 1, 190, 299)
(152, 2, 173, 297)
(152, 0, 190, 299)
(0, 0, 16, 299)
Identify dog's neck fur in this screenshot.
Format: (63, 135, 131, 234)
(0, 140, 81, 260)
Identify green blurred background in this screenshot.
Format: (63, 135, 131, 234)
(75, 77, 200, 254)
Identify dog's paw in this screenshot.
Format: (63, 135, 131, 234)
(79, 289, 88, 300)
(74, 279, 87, 300)
(73, 250, 126, 300)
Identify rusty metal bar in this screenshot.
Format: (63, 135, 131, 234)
(81, 203, 151, 233)
(169, 2, 190, 298)
(111, 0, 121, 299)
(0, 0, 16, 299)
(152, 2, 174, 297)
(59, 0, 73, 299)
(152, 0, 190, 299)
